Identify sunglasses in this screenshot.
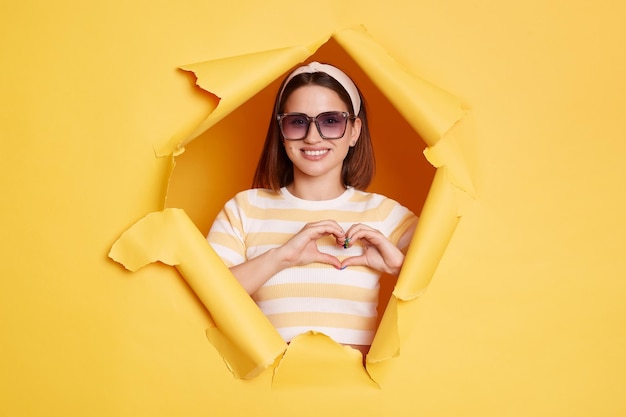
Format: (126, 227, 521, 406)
(277, 111, 356, 140)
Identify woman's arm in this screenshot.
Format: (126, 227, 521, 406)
(229, 220, 346, 295)
(229, 247, 291, 294)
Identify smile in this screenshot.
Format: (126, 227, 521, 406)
(302, 149, 329, 156)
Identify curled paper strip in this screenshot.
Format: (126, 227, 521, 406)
(109, 208, 287, 379)
(333, 27, 465, 146)
(367, 168, 461, 369)
(155, 40, 328, 156)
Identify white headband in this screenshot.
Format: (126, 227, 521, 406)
(279, 62, 361, 115)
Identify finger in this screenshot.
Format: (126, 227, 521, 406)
(337, 235, 353, 248)
(341, 224, 364, 248)
(304, 224, 345, 241)
(346, 228, 387, 248)
(314, 252, 343, 269)
(340, 254, 369, 269)
(309, 219, 345, 232)
(309, 220, 345, 235)
(343, 223, 364, 237)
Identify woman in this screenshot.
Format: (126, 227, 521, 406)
(208, 62, 417, 355)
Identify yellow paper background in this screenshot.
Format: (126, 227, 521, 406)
(2, 1, 626, 416)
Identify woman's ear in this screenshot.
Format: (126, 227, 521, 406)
(349, 117, 362, 147)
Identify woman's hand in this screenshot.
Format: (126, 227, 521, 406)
(338, 224, 406, 276)
(275, 220, 346, 270)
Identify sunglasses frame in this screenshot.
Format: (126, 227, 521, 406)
(277, 111, 356, 140)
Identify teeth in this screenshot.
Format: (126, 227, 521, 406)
(303, 149, 328, 156)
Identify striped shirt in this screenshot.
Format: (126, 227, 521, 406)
(207, 187, 417, 346)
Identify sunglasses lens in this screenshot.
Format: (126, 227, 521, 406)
(280, 114, 309, 140)
(317, 112, 348, 139)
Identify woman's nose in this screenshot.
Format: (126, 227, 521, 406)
(302, 123, 323, 143)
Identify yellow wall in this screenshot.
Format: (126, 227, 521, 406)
(2, 1, 625, 416)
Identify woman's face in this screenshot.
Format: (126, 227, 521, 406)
(281, 85, 361, 186)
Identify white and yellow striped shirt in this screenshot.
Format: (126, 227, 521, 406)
(207, 187, 417, 346)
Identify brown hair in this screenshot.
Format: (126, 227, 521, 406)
(252, 69, 375, 191)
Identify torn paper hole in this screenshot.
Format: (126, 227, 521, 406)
(109, 25, 475, 386)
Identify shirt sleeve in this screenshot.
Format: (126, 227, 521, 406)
(207, 193, 248, 267)
(386, 201, 418, 250)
